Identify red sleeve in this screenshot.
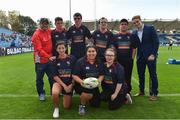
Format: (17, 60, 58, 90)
(32, 32, 51, 59)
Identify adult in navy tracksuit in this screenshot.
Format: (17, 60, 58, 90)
(51, 17, 68, 56)
(132, 15, 159, 101)
(67, 12, 91, 60)
(113, 19, 139, 94)
(92, 17, 114, 62)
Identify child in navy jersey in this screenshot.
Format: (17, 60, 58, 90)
(51, 17, 68, 56)
(67, 13, 92, 60)
(101, 48, 132, 110)
(113, 19, 139, 93)
(72, 45, 104, 115)
(51, 42, 76, 118)
(92, 17, 114, 62)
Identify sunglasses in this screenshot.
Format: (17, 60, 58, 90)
(100, 21, 107, 24)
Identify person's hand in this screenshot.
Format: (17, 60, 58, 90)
(98, 79, 101, 86)
(49, 56, 56, 61)
(64, 84, 72, 93)
(148, 54, 155, 61)
(80, 80, 84, 86)
(111, 93, 118, 101)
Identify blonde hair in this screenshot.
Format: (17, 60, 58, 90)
(105, 47, 117, 62)
(132, 15, 141, 20)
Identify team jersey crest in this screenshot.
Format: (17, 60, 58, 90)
(57, 63, 61, 66)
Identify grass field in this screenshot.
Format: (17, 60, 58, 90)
(0, 46, 180, 119)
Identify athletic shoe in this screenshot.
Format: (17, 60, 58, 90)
(78, 105, 86, 115)
(125, 93, 133, 104)
(39, 94, 45, 101)
(149, 95, 158, 101)
(53, 108, 59, 118)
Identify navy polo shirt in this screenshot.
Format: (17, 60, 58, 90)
(67, 25, 91, 59)
(92, 30, 114, 59)
(113, 33, 139, 61)
(72, 57, 104, 80)
(102, 62, 125, 91)
(51, 55, 76, 84)
(51, 29, 67, 55)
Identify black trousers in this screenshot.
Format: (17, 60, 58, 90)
(118, 59, 134, 93)
(101, 84, 127, 110)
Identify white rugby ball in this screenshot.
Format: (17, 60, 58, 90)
(82, 77, 99, 89)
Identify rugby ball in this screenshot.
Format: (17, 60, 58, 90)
(82, 77, 99, 89)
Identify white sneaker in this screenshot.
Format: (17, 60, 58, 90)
(126, 93, 133, 104)
(53, 108, 59, 118)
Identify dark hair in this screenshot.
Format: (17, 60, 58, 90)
(85, 45, 100, 63)
(120, 18, 129, 24)
(55, 17, 63, 22)
(132, 15, 141, 20)
(39, 18, 49, 24)
(55, 42, 67, 58)
(73, 12, 82, 19)
(98, 17, 108, 24)
(55, 41, 66, 50)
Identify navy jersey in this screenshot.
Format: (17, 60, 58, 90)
(51, 55, 76, 85)
(92, 30, 114, 60)
(113, 33, 139, 61)
(102, 62, 125, 91)
(67, 25, 91, 59)
(51, 29, 67, 55)
(72, 57, 104, 80)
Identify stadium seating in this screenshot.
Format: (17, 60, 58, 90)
(0, 27, 32, 48)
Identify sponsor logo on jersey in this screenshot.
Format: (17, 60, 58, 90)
(80, 29, 83, 33)
(118, 36, 122, 39)
(57, 63, 61, 66)
(86, 66, 90, 70)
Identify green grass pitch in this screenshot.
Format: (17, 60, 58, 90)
(0, 46, 180, 119)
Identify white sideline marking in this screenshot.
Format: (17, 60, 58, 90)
(0, 76, 179, 98)
(0, 93, 180, 98)
(132, 76, 148, 92)
(0, 94, 38, 97)
(0, 94, 80, 98)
